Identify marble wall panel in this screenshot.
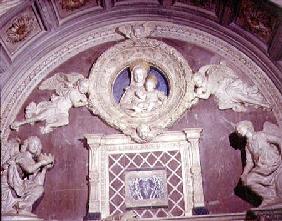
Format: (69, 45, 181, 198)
(169, 97, 276, 213)
(8, 39, 277, 220)
(108, 151, 185, 218)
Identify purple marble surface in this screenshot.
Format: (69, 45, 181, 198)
(9, 39, 277, 221)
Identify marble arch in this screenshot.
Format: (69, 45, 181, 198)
(1, 20, 282, 142)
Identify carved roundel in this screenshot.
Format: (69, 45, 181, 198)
(88, 38, 195, 142)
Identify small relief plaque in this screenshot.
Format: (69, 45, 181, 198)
(124, 169, 168, 208)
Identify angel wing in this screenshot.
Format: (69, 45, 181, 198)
(64, 72, 84, 85)
(39, 72, 84, 96)
(117, 25, 132, 39)
(136, 22, 155, 38)
(263, 121, 282, 139)
(1, 139, 20, 167)
(117, 22, 155, 39)
(199, 62, 237, 85)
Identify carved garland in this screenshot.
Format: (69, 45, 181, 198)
(88, 38, 194, 142)
(1, 21, 282, 142)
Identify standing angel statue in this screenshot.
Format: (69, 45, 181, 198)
(11, 72, 89, 134)
(1, 136, 54, 218)
(193, 62, 270, 112)
(235, 120, 282, 207)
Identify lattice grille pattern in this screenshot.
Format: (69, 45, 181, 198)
(108, 151, 185, 218)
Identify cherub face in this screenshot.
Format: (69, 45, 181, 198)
(194, 74, 205, 86)
(137, 125, 150, 139)
(78, 80, 89, 94)
(145, 79, 156, 91)
(28, 138, 42, 156)
(133, 26, 145, 37)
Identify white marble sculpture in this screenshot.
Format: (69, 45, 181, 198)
(236, 120, 282, 207)
(193, 62, 270, 112)
(11, 72, 89, 134)
(87, 35, 194, 143)
(85, 129, 204, 217)
(117, 22, 155, 39)
(120, 61, 167, 114)
(135, 124, 160, 142)
(1, 136, 54, 219)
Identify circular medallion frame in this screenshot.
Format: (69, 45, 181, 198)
(88, 38, 195, 142)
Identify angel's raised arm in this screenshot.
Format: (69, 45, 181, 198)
(266, 134, 282, 150)
(263, 122, 282, 150)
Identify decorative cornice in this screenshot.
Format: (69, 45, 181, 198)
(85, 129, 202, 146)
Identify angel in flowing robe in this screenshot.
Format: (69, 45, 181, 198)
(193, 62, 270, 112)
(236, 120, 282, 207)
(1, 136, 54, 216)
(11, 72, 89, 134)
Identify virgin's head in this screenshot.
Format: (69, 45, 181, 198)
(130, 61, 150, 84)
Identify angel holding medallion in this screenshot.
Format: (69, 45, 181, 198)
(11, 72, 89, 134)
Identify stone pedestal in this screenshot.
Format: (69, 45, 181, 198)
(1, 214, 44, 221)
(246, 207, 282, 221)
(84, 209, 282, 221)
(110, 212, 246, 221)
(84, 212, 101, 220)
(85, 129, 205, 219)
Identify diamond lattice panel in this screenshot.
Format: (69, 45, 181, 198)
(108, 151, 185, 218)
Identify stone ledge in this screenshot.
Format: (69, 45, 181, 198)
(129, 213, 246, 221)
(121, 208, 282, 221)
(1, 214, 44, 221)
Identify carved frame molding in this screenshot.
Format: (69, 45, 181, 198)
(88, 38, 194, 142)
(1, 21, 282, 142)
(85, 128, 204, 218)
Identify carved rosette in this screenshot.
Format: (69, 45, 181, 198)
(60, 0, 88, 11)
(6, 16, 34, 44)
(88, 38, 195, 143)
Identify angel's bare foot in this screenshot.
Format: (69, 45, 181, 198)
(10, 121, 20, 131)
(232, 105, 247, 112)
(4, 208, 17, 214)
(17, 209, 37, 217)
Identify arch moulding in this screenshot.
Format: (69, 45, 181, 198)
(1, 20, 282, 142)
